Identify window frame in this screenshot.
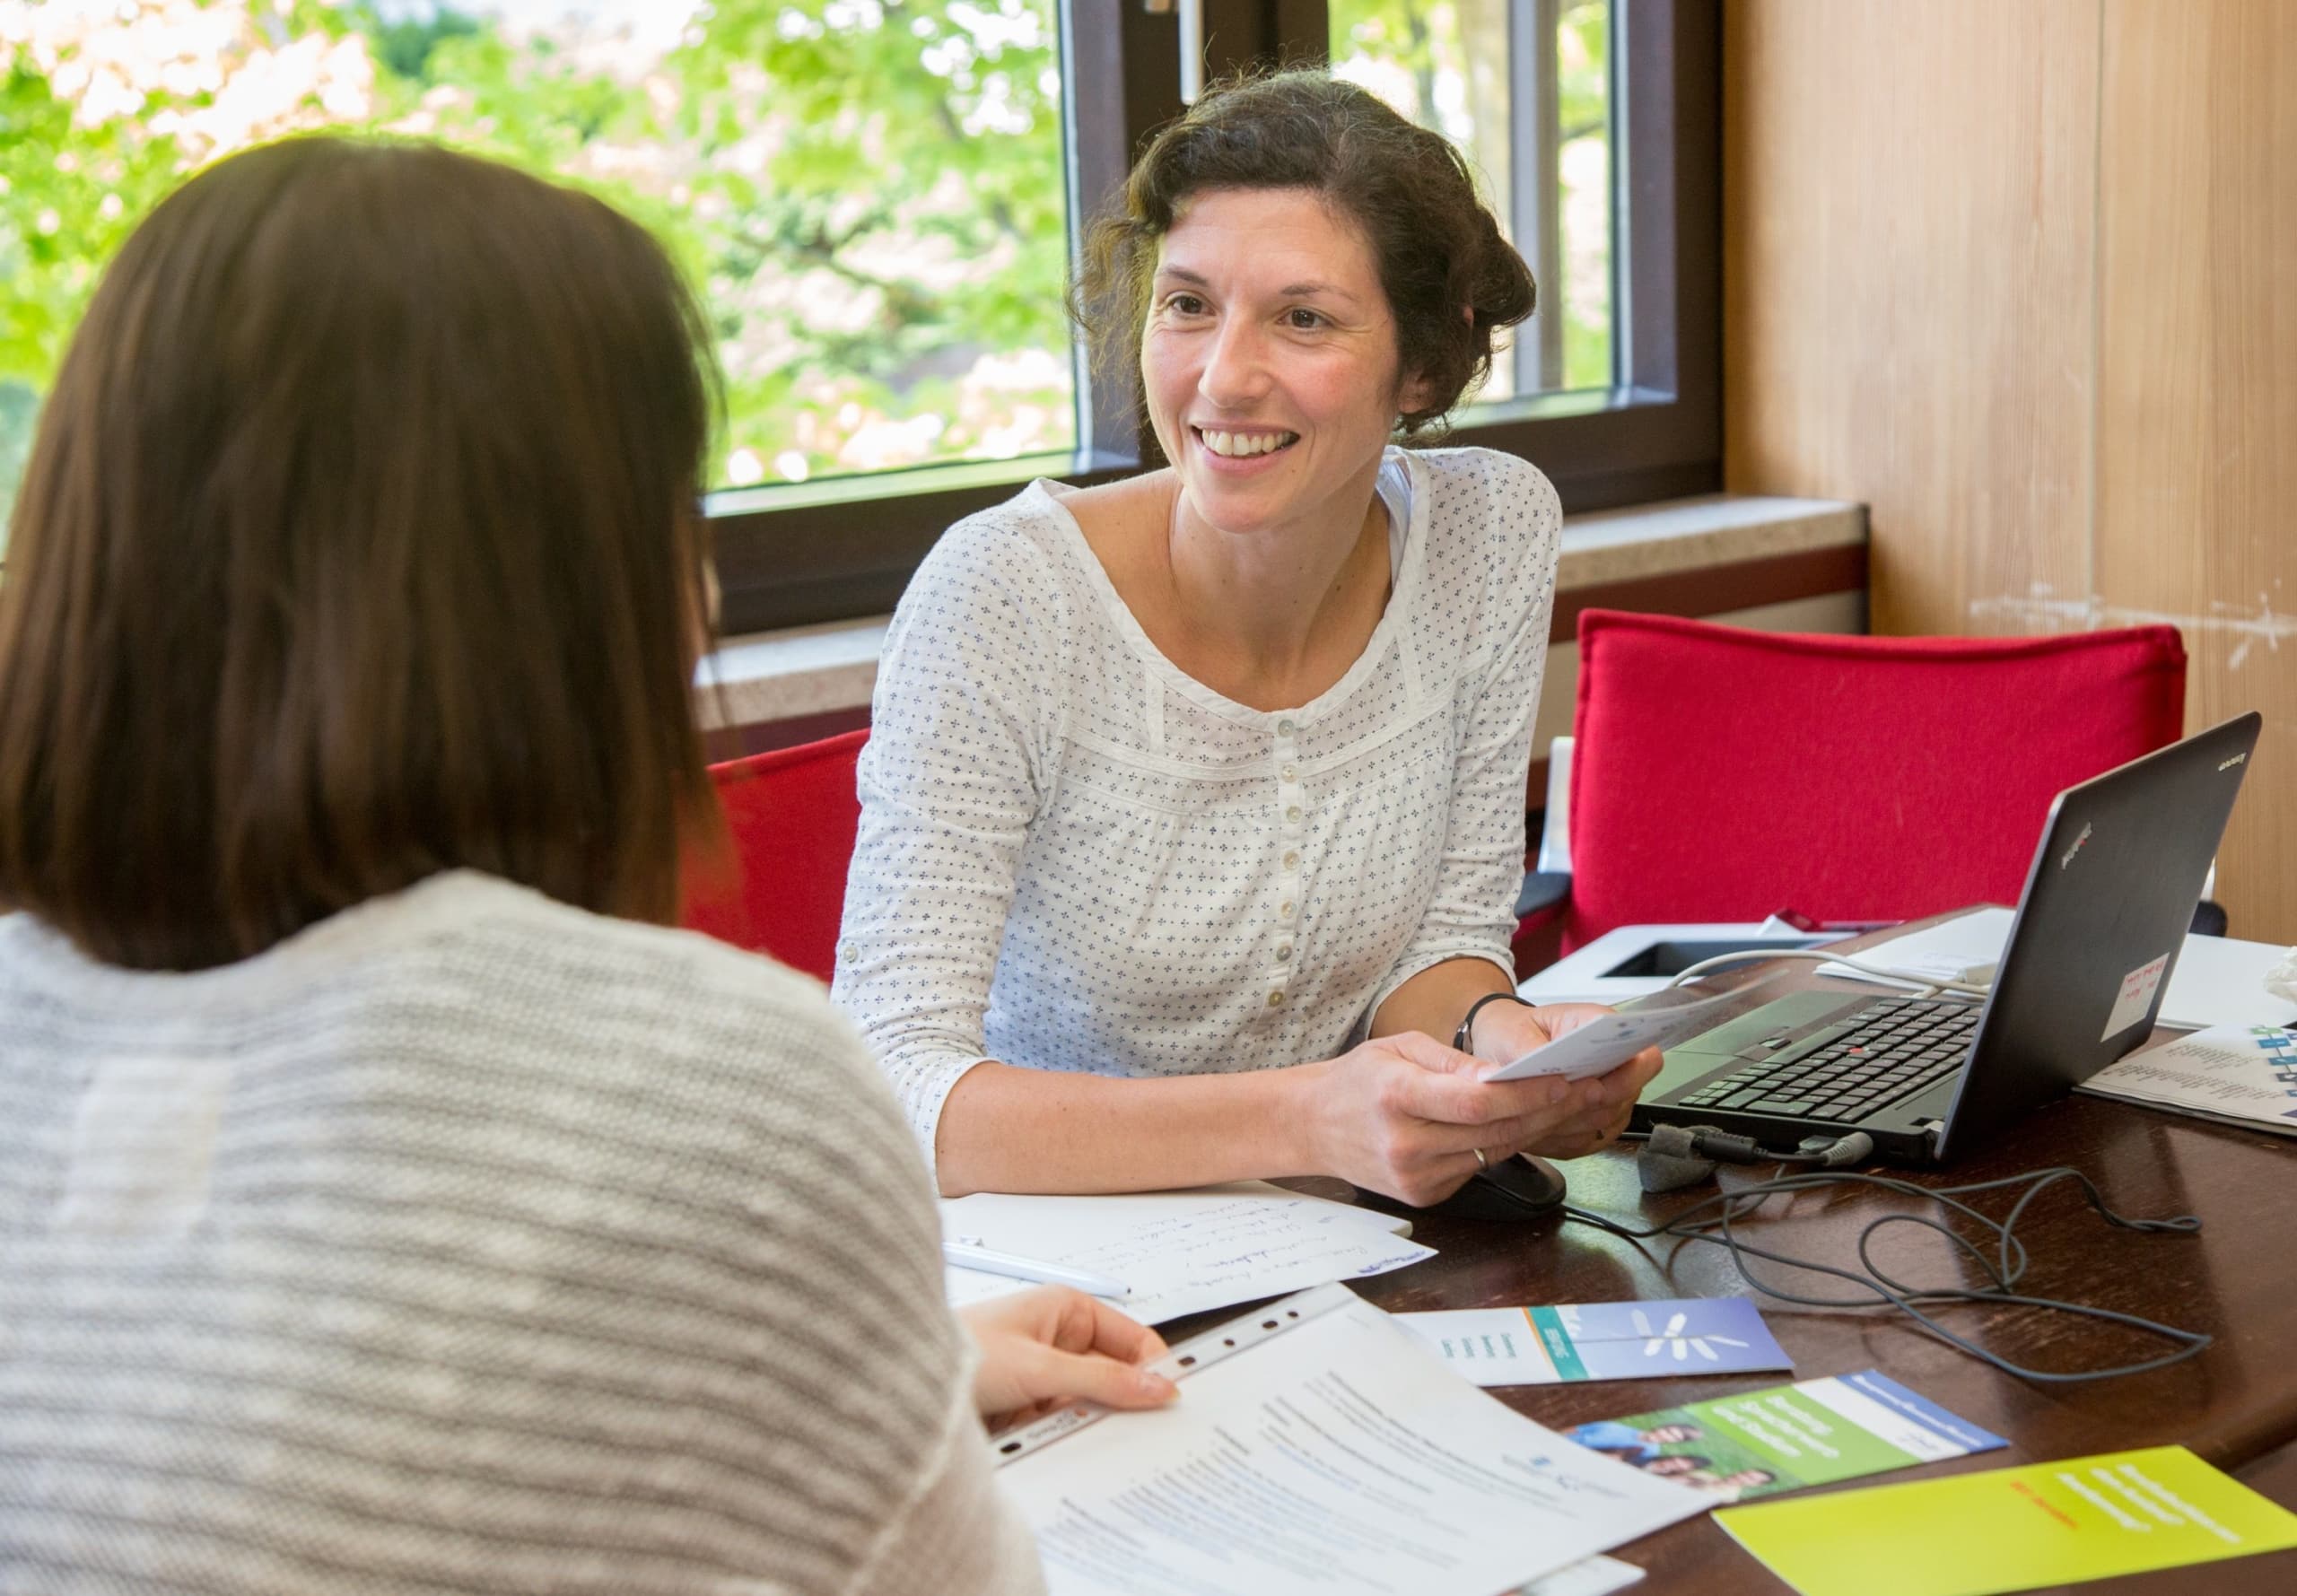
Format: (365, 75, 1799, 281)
(709, 0, 1718, 637)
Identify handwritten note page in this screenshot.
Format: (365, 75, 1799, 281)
(999, 1294, 1705, 1596)
(942, 1182, 1430, 1322)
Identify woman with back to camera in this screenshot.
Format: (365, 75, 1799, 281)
(834, 71, 1663, 1204)
(0, 136, 1171, 1594)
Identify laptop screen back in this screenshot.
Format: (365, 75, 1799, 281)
(1932, 713, 2261, 1157)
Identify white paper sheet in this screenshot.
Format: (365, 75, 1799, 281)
(1821, 913, 2297, 1032)
(1483, 984, 1758, 1082)
(1519, 1557, 1645, 1596)
(1815, 908, 2015, 989)
(999, 1293, 1706, 1596)
(2158, 936, 2297, 1029)
(941, 1182, 1431, 1323)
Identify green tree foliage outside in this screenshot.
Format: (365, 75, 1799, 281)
(0, 0, 1076, 541)
(1, 2, 1612, 551)
(1329, 0, 1612, 396)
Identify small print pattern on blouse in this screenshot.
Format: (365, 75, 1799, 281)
(832, 446, 1560, 1172)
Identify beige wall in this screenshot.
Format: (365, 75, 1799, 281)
(1725, 0, 2297, 942)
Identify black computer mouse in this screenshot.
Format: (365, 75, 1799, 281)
(1358, 1154, 1569, 1224)
(1438, 1153, 1569, 1220)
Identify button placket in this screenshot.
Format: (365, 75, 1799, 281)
(1269, 717, 1306, 1009)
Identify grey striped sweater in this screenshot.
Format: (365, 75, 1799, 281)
(0, 871, 1041, 1595)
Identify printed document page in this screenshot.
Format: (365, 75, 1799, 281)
(999, 1294, 1705, 1595)
(942, 1183, 1431, 1321)
(2079, 1023, 2297, 1135)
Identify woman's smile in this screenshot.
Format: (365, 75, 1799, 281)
(1191, 424, 1302, 464)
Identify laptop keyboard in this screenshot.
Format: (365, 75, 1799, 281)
(1673, 998, 1983, 1124)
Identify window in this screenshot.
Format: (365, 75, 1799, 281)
(1, 0, 1716, 628)
(714, 0, 1717, 632)
(1329, 0, 1616, 398)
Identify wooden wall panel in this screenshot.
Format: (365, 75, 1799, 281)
(1723, 0, 2099, 637)
(1726, 0, 2297, 940)
(2093, 0, 2297, 941)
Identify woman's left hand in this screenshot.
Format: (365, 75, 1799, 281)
(960, 1286, 1177, 1432)
(1465, 1001, 1663, 1160)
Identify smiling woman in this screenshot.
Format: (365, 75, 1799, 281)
(830, 70, 1665, 1209)
(1141, 189, 1413, 579)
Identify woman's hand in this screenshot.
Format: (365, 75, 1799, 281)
(1293, 1029, 1640, 1207)
(1466, 1000, 1664, 1161)
(961, 1286, 1177, 1432)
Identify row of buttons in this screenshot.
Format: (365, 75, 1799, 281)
(1268, 719, 1304, 1007)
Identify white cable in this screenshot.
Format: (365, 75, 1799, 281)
(1664, 946, 1994, 999)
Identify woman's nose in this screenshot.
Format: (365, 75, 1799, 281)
(1198, 318, 1271, 406)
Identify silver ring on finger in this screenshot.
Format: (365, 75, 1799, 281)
(1472, 1147, 1489, 1170)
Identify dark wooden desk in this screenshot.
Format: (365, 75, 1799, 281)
(1329, 946, 2297, 1592)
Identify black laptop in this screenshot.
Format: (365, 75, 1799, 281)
(1629, 712, 2262, 1164)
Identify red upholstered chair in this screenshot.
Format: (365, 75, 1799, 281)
(1533, 610, 2188, 959)
(680, 728, 868, 982)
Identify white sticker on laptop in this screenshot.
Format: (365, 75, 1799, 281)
(2101, 952, 2170, 1041)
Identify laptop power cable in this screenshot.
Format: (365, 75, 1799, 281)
(1563, 1164, 2211, 1384)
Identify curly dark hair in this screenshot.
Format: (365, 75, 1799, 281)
(1071, 69, 1537, 437)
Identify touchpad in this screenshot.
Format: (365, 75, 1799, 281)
(1650, 993, 1868, 1099)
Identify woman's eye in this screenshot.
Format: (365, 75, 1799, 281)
(1166, 293, 1207, 317)
(1285, 308, 1325, 330)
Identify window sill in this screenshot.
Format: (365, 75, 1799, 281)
(696, 492, 1866, 733)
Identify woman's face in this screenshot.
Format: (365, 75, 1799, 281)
(1142, 186, 1428, 545)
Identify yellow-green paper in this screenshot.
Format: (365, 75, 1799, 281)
(1714, 1444, 2297, 1596)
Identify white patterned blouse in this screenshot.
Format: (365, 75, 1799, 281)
(832, 445, 1560, 1174)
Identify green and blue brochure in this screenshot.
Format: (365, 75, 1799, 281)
(1715, 1444, 2297, 1595)
(1400, 1298, 1792, 1387)
(1566, 1368, 2006, 1502)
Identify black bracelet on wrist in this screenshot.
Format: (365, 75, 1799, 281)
(1454, 991, 1536, 1053)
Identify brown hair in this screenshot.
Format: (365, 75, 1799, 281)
(1072, 69, 1537, 436)
(0, 137, 721, 970)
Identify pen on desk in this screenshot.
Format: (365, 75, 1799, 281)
(942, 1238, 1132, 1298)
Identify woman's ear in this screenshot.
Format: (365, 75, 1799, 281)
(1399, 369, 1438, 418)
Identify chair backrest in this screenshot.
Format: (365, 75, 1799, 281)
(680, 728, 868, 981)
(1562, 610, 2187, 953)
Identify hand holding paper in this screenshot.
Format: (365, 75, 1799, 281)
(995, 1286, 1708, 1596)
(961, 1286, 1176, 1430)
(1483, 985, 1760, 1084)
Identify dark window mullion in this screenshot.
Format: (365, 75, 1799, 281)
(1451, 0, 1719, 510)
(713, 0, 1184, 637)
(1513, 0, 1566, 392)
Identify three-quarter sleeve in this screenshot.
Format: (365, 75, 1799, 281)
(1364, 459, 1560, 1020)
(831, 521, 1068, 1173)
